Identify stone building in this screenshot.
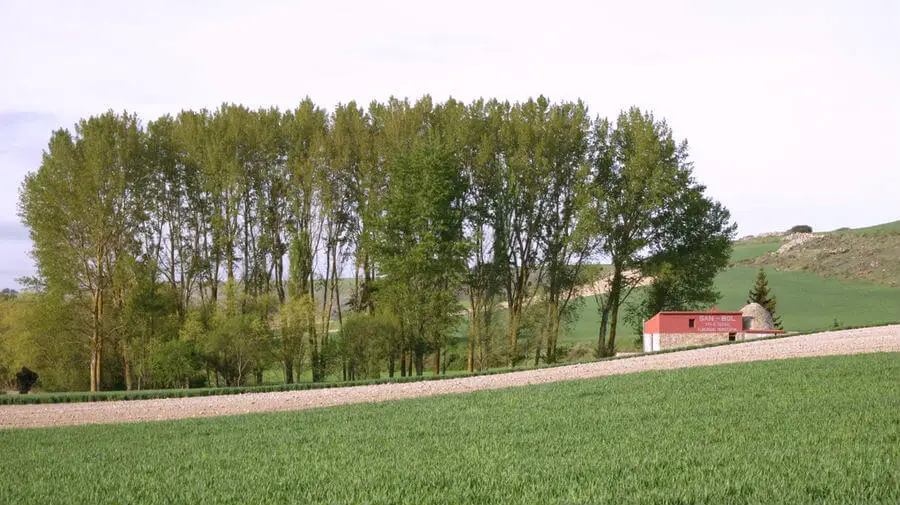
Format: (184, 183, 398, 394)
(642, 306, 783, 352)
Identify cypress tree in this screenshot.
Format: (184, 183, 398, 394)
(748, 268, 783, 329)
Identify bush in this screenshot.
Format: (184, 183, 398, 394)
(565, 344, 595, 362)
(789, 225, 813, 233)
(15, 367, 38, 394)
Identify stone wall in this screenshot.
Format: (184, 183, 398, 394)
(656, 331, 780, 350)
(659, 332, 731, 349)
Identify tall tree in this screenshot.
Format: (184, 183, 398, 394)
(588, 107, 709, 357)
(19, 111, 146, 391)
(536, 100, 593, 364)
(626, 187, 736, 335)
(497, 97, 556, 366)
(284, 99, 328, 381)
(372, 136, 468, 376)
(460, 99, 508, 371)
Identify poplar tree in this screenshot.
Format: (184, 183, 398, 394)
(371, 137, 468, 376)
(19, 111, 145, 391)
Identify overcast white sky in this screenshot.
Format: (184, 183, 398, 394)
(1, 0, 898, 288)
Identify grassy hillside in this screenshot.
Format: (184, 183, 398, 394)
(552, 220, 900, 346)
(1, 353, 897, 504)
(742, 220, 900, 287)
(838, 219, 900, 235)
(715, 266, 900, 331)
(729, 239, 781, 262)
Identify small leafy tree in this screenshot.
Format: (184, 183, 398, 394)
(748, 268, 783, 329)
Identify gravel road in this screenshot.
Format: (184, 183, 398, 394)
(2, 325, 898, 429)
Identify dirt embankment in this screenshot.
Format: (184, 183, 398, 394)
(1, 325, 898, 430)
(745, 232, 900, 287)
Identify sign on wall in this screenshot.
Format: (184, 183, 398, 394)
(696, 314, 741, 333)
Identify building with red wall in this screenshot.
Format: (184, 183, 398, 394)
(642, 310, 744, 352)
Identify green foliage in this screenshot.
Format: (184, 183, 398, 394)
(13, 97, 736, 392)
(586, 107, 735, 356)
(1, 354, 897, 504)
(372, 136, 468, 374)
(148, 339, 202, 389)
(748, 268, 783, 329)
(0, 292, 86, 392)
(789, 224, 813, 233)
(339, 312, 401, 380)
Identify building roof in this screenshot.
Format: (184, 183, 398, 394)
(655, 311, 743, 316)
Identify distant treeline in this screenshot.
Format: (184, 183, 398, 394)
(5, 97, 734, 392)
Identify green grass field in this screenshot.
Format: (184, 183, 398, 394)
(563, 293, 642, 348)
(1, 353, 897, 504)
(715, 266, 900, 332)
(729, 240, 781, 262)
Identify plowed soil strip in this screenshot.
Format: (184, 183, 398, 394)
(3, 325, 898, 429)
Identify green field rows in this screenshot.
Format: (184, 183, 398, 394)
(1, 353, 898, 504)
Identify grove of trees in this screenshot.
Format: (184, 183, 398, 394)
(4, 96, 735, 392)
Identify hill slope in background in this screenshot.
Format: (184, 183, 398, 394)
(737, 220, 900, 287)
(557, 220, 900, 348)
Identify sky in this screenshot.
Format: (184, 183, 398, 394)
(0, 0, 898, 288)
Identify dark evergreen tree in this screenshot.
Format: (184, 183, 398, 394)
(748, 268, 783, 329)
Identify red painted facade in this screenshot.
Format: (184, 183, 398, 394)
(644, 311, 743, 335)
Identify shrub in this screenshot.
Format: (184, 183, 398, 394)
(565, 344, 595, 363)
(15, 367, 38, 394)
(789, 225, 813, 233)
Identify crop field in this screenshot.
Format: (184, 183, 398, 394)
(1, 352, 897, 504)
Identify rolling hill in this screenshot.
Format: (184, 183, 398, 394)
(557, 220, 900, 350)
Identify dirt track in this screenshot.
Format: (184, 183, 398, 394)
(2, 325, 898, 429)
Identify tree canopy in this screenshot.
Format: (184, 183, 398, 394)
(11, 97, 735, 392)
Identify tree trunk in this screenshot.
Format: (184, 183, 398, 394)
(595, 299, 607, 356)
(414, 347, 425, 376)
(284, 358, 294, 384)
(598, 266, 623, 357)
(432, 347, 440, 376)
(506, 307, 520, 368)
(608, 296, 621, 357)
(90, 287, 103, 392)
(123, 343, 132, 391)
(543, 298, 555, 363)
(466, 307, 476, 373)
